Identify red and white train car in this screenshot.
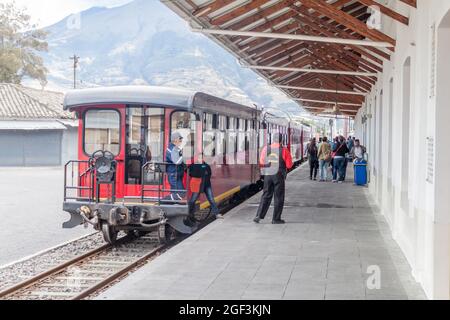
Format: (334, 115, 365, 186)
(62, 86, 309, 243)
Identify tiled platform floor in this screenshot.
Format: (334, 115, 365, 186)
(98, 164, 427, 300)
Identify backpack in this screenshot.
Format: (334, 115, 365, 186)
(262, 144, 285, 176)
(323, 147, 332, 162)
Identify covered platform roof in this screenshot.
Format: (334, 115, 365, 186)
(163, 0, 417, 117)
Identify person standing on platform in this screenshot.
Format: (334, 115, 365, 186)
(254, 133, 293, 225)
(166, 132, 186, 201)
(332, 136, 349, 183)
(331, 137, 338, 179)
(318, 137, 332, 182)
(350, 139, 367, 162)
(306, 137, 319, 180)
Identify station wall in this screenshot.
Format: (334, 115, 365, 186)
(354, 0, 450, 299)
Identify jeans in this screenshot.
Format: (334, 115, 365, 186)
(188, 185, 220, 216)
(167, 172, 186, 200)
(343, 158, 349, 180)
(319, 160, 330, 181)
(333, 158, 346, 181)
(309, 159, 319, 179)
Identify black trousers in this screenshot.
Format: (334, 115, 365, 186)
(309, 159, 319, 179)
(256, 173, 286, 221)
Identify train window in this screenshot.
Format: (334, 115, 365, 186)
(125, 107, 164, 185)
(84, 109, 120, 156)
(218, 115, 227, 131)
(203, 113, 216, 158)
(216, 115, 226, 160)
(226, 117, 237, 164)
(204, 113, 214, 131)
(238, 119, 246, 131)
(171, 111, 196, 160)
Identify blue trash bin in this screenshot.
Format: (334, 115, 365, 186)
(354, 159, 367, 186)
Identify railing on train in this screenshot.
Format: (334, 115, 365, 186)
(141, 162, 189, 206)
(64, 160, 94, 202)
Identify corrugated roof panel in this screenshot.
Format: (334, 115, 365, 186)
(0, 83, 75, 120)
(0, 120, 68, 130)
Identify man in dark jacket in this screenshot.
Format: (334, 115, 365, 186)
(188, 154, 223, 221)
(254, 133, 293, 224)
(306, 138, 319, 180)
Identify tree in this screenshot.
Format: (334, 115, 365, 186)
(0, 1, 48, 86)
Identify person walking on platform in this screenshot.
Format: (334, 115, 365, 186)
(332, 136, 349, 183)
(318, 137, 332, 182)
(188, 154, 223, 223)
(254, 133, 293, 225)
(166, 131, 186, 201)
(306, 137, 319, 180)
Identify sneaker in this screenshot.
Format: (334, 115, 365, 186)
(338, 181, 343, 184)
(272, 219, 285, 224)
(253, 217, 261, 224)
(332, 180, 337, 183)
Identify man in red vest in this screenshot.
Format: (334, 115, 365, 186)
(254, 133, 293, 224)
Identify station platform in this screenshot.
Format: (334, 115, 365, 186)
(97, 164, 427, 300)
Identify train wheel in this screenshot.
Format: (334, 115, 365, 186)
(102, 223, 118, 244)
(158, 224, 176, 245)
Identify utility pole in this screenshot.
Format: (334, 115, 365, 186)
(70, 55, 80, 89)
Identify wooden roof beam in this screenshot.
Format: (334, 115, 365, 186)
(399, 0, 417, 8)
(192, 0, 236, 18)
(275, 84, 367, 96)
(299, 0, 396, 49)
(245, 65, 378, 77)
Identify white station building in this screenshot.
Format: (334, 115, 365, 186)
(353, 0, 450, 299)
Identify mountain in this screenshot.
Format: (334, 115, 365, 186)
(31, 0, 305, 114)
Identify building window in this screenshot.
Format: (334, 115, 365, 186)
(84, 109, 120, 156)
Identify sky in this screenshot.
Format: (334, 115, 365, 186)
(8, 0, 134, 27)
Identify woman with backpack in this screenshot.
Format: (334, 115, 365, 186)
(318, 137, 332, 182)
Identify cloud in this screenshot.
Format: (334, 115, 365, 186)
(11, 0, 134, 27)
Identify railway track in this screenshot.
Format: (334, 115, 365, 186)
(0, 178, 272, 301)
(0, 234, 165, 300)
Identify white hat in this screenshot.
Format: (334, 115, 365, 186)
(171, 131, 183, 141)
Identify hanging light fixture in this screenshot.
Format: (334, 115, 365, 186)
(334, 75, 341, 116)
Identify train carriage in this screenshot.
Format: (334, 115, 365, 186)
(62, 86, 305, 244)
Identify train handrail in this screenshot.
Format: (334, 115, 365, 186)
(64, 160, 94, 202)
(141, 162, 188, 206)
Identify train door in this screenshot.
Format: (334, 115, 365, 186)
(79, 106, 124, 200)
(170, 111, 198, 164)
(124, 106, 165, 197)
